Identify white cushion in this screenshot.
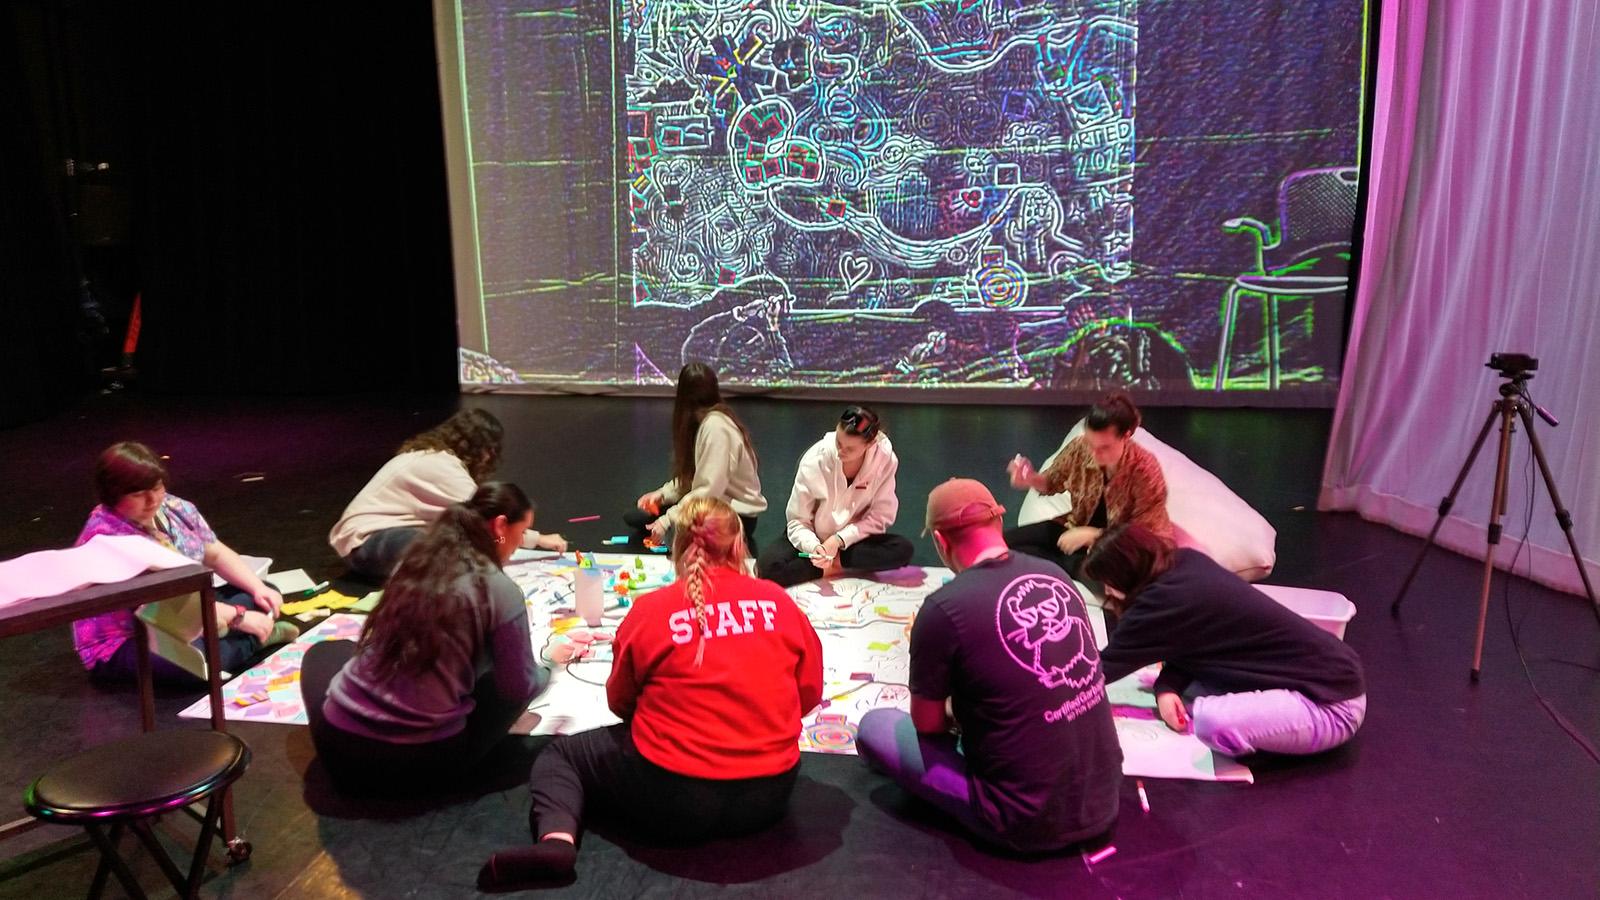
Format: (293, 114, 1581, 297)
(1015, 422, 1277, 581)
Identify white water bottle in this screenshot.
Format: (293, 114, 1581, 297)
(575, 567, 604, 626)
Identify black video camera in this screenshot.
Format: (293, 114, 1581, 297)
(1487, 352, 1538, 378)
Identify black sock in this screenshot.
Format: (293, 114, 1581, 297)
(477, 839, 578, 890)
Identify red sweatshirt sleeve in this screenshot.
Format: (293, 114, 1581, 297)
(607, 609, 645, 720)
(794, 608, 825, 715)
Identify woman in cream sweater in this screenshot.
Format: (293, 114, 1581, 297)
(627, 362, 766, 552)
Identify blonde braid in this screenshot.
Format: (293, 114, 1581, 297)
(670, 496, 743, 668)
(684, 533, 711, 667)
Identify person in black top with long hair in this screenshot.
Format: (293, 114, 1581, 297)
(1085, 523, 1366, 757)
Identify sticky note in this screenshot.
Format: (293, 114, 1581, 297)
(867, 641, 894, 651)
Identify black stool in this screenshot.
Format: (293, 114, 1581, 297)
(24, 729, 251, 900)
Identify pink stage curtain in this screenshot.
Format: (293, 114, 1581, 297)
(1321, 0, 1600, 596)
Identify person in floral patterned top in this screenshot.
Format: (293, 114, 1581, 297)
(1003, 392, 1173, 577)
(73, 442, 296, 683)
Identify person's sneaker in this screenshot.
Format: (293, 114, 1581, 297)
(477, 840, 578, 891)
(267, 620, 301, 646)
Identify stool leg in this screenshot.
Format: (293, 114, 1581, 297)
(129, 818, 190, 898)
(87, 822, 118, 900)
(185, 794, 223, 896)
(85, 821, 147, 900)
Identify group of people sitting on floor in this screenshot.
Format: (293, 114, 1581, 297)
(67, 363, 1366, 889)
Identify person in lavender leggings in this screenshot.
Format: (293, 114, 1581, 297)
(1086, 523, 1367, 757)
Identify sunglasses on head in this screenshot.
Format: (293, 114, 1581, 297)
(840, 407, 879, 439)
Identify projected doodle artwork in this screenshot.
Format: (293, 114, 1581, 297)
(623, 0, 1136, 386)
(446, 0, 1364, 397)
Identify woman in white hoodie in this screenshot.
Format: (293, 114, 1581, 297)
(756, 405, 913, 587)
(628, 362, 767, 551)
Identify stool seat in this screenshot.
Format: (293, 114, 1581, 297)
(26, 730, 250, 822)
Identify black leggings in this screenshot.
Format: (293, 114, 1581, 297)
(301, 640, 546, 796)
(1003, 521, 1087, 578)
(623, 508, 759, 556)
(529, 723, 799, 843)
(755, 532, 916, 587)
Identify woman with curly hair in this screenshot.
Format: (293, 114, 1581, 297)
(479, 496, 823, 889)
(302, 482, 550, 795)
(330, 408, 565, 580)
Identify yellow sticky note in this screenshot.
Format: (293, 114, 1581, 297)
(281, 590, 363, 617)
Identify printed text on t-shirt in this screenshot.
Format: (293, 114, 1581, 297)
(669, 600, 780, 644)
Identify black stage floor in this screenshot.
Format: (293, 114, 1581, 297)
(1, 392, 1596, 899)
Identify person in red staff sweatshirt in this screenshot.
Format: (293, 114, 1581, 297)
(478, 495, 825, 890)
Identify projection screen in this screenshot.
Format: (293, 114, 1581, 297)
(436, 0, 1367, 403)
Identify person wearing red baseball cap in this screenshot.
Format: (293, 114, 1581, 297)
(855, 478, 1124, 853)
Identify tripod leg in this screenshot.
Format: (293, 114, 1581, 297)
(1471, 401, 1517, 682)
(1514, 405, 1600, 624)
(1392, 403, 1503, 616)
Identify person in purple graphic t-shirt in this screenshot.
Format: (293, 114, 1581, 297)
(855, 478, 1123, 854)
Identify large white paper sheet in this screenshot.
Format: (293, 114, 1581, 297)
(0, 534, 195, 608)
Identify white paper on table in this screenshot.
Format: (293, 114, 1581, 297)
(263, 568, 317, 594)
(0, 534, 195, 608)
(217, 555, 272, 589)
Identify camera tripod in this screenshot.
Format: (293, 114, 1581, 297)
(1390, 372, 1600, 681)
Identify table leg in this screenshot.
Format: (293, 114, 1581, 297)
(132, 618, 156, 732)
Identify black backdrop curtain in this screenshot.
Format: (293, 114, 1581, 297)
(1, 2, 456, 424)
(0, 5, 87, 426)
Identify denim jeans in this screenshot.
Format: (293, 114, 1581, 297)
(345, 526, 424, 581)
(88, 589, 260, 686)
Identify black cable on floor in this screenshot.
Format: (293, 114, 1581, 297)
(1501, 398, 1600, 766)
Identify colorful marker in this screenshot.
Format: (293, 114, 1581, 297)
(1084, 844, 1118, 866)
(567, 514, 601, 523)
(1136, 780, 1150, 814)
